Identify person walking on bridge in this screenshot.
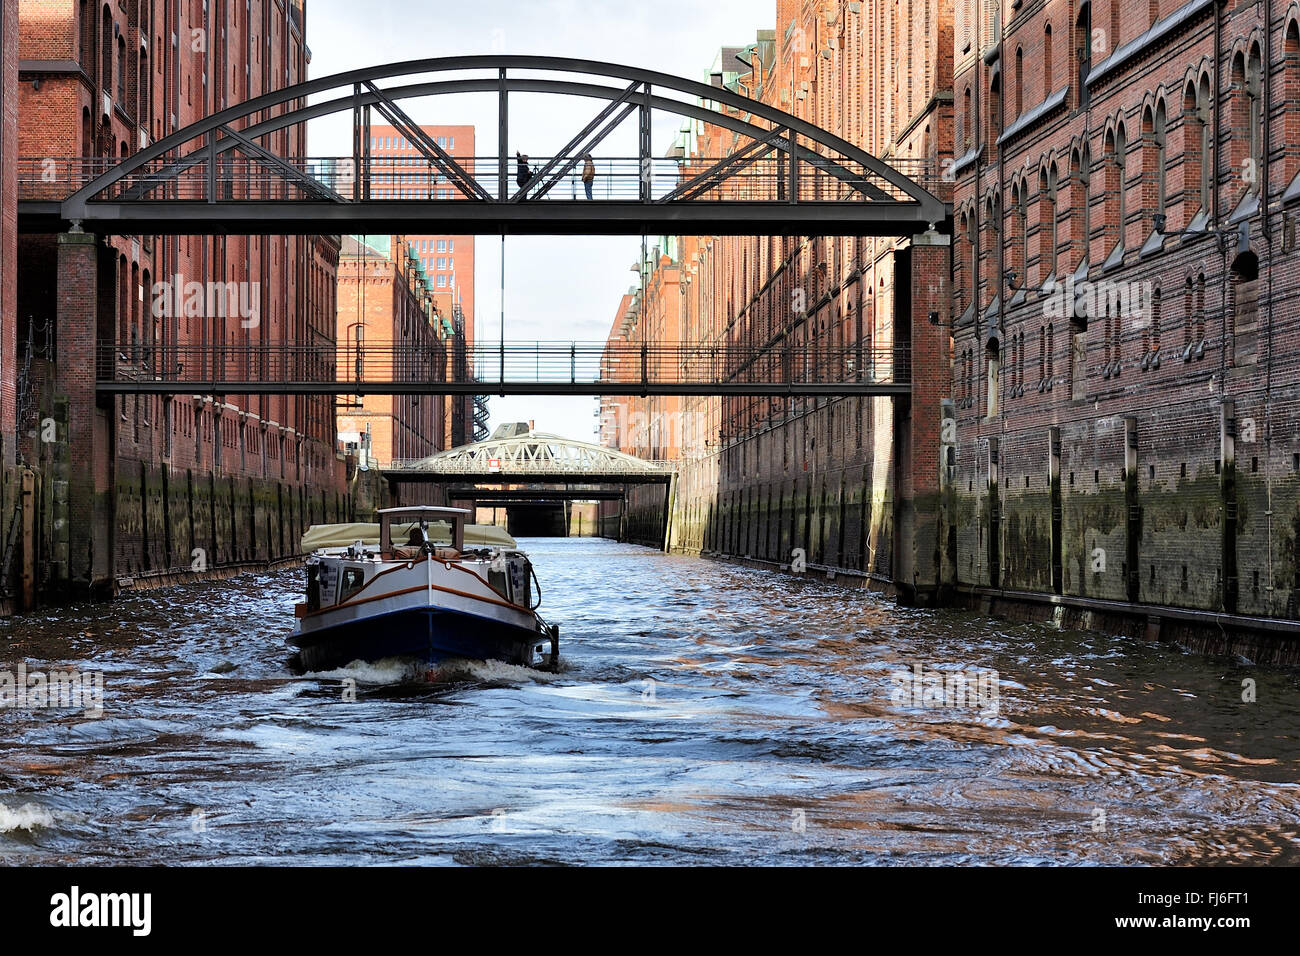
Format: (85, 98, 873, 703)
(515, 152, 533, 196)
(581, 153, 595, 200)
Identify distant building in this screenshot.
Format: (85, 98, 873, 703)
(366, 123, 481, 443)
(335, 235, 456, 468)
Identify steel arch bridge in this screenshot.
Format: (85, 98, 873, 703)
(19, 55, 947, 236)
(386, 431, 673, 484)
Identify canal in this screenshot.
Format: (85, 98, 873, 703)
(2, 537, 1298, 864)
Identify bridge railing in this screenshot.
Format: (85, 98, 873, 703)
(93, 340, 911, 390)
(387, 456, 676, 474)
(19, 155, 940, 204)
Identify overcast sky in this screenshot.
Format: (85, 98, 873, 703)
(306, 0, 770, 442)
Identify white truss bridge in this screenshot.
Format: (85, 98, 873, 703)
(390, 432, 672, 479)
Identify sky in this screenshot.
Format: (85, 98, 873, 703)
(305, 0, 771, 443)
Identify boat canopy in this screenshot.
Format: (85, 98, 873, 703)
(301, 520, 516, 552)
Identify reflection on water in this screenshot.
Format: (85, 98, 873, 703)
(1, 537, 1298, 864)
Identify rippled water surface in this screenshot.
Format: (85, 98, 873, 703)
(2, 537, 1298, 864)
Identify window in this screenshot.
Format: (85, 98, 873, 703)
(1070, 308, 1087, 400)
(437, 136, 447, 147)
(437, 275, 447, 288)
(989, 70, 1002, 142)
(436, 257, 446, 269)
(1013, 180, 1029, 284)
(449, 137, 455, 149)
(339, 567, 366, 602)
(447, 239, 454, 252)
(437, 239, 447, 252)
(1075, 2, 1092, 109)
(1151, 102, 1166, 219)
(963, 86, 973, 149)
(985, 340, 1000, 417)
(1015, 47, 1024, 116)
(1074, 147, 1092, 268)
(1106, 125, 1127, 251)
(1044, 25, 1054, 98)
(1040, 165, 1058, 279)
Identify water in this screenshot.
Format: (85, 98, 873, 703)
(2, 537, 1298, 865)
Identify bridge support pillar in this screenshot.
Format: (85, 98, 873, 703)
(896, 233, 950, 606)
(53, 232, 114, 599)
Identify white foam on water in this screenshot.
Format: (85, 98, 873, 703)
(0, 802, 57, 833)
(432, 657, 565, 685)
(304, 656, 422, 685)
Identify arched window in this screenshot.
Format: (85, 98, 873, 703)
(139, 48, 149, 125)
(989, 68, 1002, 144)
(1247, 45, 1263, 192)
(1013, 180, 1029, 286)
(1039, 164, 1059, 280)
(1230, 50, 1263, 193)
(1153, 103, 1166, 217)
(1143, 102, 1168, 228)
(1104, 125, 1126, 252)
(116, 35, 126, 105)
(963, 85, 974, 149)
(79, 0, 92, 72)
(1077, 146, 1092, 267)
(81, 107, 92, 157)
(101, 7, 113, 101)
(1183, 276, 1194, 351)
(1151, 285, 1162, 355)
(1195, 272, 1206, 345)
(1286, 22, 1300, 182)
(986, 338, 1001, 418)
(1075, 2, 1093, 108)
(1044, 25, 1054, 98)
(1015, 47, 1024, 117)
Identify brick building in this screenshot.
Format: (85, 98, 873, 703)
(367, 122, 480, 445)
(335, 234, 453, 468)
(950, 0, 1300, 652)
(14, 0, 345, 599)
(1, 0, 16, 464)
(610, 2, 955, 599)
(600, 238, 687, 462)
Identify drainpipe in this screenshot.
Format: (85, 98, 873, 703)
(1262, 0, 1275, 602)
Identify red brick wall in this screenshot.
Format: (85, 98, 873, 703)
(951, 0, 1300, 618)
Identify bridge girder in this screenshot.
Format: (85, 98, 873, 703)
(24, 55, 945, 236)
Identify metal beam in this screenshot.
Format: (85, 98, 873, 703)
(57, 56, 944, 223)
(363, 80, 492, 202)
(94, 380, 912, 396)
(217, 124, 346, 202)
(51, 199, 945, 236)
(659, 129, 782, 203)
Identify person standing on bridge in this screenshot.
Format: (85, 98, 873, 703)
(516, 152, 533, 196)
(581, 154, 595, 200)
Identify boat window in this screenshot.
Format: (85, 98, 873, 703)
(488, 567, 509, 599)
(509, 558, 531, 608)
(339, 567, 366, 602)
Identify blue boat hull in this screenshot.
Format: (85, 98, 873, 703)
(291, 604, 551, 673)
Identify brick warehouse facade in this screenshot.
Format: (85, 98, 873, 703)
(607, 2, 955, 601)
(951, 0, 1300, 661)
(605, 0, 1300, 661)
(14, 0, 347, 603)
(335, 234, 453, 469)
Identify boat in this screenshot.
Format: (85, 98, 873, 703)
(289, 505, 559, 673)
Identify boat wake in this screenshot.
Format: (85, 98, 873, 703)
(302, 654, 570, 687)
(0, 802, 60, 834)
(431, 657, 569, 684)
(302, 656, 425, 685)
